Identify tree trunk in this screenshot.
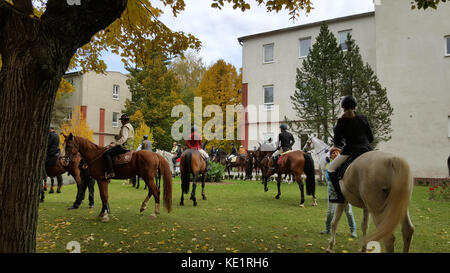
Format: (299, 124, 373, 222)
(0, 0, 127, 253)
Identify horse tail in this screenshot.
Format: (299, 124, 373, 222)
(303, 152, 316, 196)
(157, 153, 173, 213)
(181, 151, 191, 194)
(367, 156, 413, 243)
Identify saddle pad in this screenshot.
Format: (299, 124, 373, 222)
(277, 156, 283, 165)
(231, 157, 237, 163)
(112, 151, 134, 165)
(280, 150, 296, 156)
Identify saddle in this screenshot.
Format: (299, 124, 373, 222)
(112, 151, 134, 165)
(336, 151, 367, 180)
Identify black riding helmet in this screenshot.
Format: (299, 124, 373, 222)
(341, 95, 357, 110)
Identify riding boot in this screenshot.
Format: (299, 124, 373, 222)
(329, 172, 345, 203)
(271, 156, 278, 172)
(206, 158, 211, 171)
(104, 153, 115, 179)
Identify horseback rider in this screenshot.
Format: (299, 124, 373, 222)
(45, 124, 63, 193)
(271, 124, 295, 172)
(186, 126, 210, 171)
(104, 114, 135, 179)
(227, 143, 238, 162)
(140, 135, 152, 151)
(328, 95, 374, 203)
(172, 143, 182, 165)
(238, 145, 247, 156)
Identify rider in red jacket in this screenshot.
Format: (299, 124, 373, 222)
(186, 126, 210, 170)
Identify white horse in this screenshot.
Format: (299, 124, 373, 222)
(302, 136, 330, 182)
(326, 151, 415, 253)
(156, 149, 175, 175)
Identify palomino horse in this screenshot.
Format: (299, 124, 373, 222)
(326, 151, 414, 253)
(302, 136, 330, 182)
(260, 150, 317, 207)
(180, 149, 208, 206)
(63, 134, 172, 222)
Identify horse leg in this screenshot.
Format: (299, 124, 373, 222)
(372, 214, 395, 253)
(401, 209, 415, 253)
(275, 175, 281, 199)
(296, 175, 305, 208)
(97, 180, 110, 222)
(190, 174, 198, 206)
(360, 208, 369, 252)
(201, 174, 207, 200)
(180, 191, 184, 206)
(326, 202, 346, 253)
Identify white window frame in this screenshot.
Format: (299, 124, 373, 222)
(112, 112, 119, 128)
(113, 84, 120, 100)
(263, 85, 274, 111)
(338, 30, 352, 51)
(445, 36, 450, 57)
(299, 37, 312, 58)
(448, 116, 450, 138)
(263, 43, 274, 64)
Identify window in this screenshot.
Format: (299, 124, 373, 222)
(113, 84, 120, 100)
(299, 37, 311, 58)
(112, 112, 119, 128)
(263, 43, 274, 63)
(445, 36, 450, 56)
(339, 30, 352, 51)
(64, 108, 73, 121)
(263, 85, 274, 110)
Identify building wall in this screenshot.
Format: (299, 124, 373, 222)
(375, 0, 450, 177)
(63, 71, 131, 146)
(241, 13, 376, 151)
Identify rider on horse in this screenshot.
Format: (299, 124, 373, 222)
(187, 126, 210, 171)
(271, 124, 295, 172)
(104, 114, 135, 179)
(227, 143, 238, 162)
(328, 95, 374, 203)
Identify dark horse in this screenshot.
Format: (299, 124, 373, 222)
(212, 148, 227, 165)
(226, 154, 247, 179)
(63, 134, 172, 222)
(180, 149, 208, 206)
(42, 154, 83, 201)
(260, 150, 317, 207)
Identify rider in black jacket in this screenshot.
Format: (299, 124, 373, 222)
(271, 124, 295, 172)
(328, 95, 374, 203)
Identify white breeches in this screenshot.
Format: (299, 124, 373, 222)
(327, 154, 349, 173)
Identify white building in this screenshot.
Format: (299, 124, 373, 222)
(63, 71, 131, 146)
(238, 0, 450, 178)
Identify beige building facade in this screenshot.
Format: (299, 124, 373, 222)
(239, 0, 450, 178)
(63, 71, 131, 146)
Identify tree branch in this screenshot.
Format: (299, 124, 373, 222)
(41, 0, 128, 49)
(13, 0, 33, 14)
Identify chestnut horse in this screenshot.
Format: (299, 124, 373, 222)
(326, 151, 414, 253)
(260, 150, 317, 207)
(180, 149, 208, 206)
(63, 134, 172, 222)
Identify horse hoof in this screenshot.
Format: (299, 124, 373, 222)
(149, 213, 157, 218)
(312, 202, 318, 207)
(299, 204, 305, 208)
(275, 195, 280, 199)
(326, 248, 333, 253)
(180, 202, 184, 206)
(202, 196, 207, 200)
(101, 215, 110, 223)
(193, 202, 197, 206)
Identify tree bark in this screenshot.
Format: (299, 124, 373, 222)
(0, 0, 127, 253)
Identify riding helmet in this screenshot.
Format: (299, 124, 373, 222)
(279, 124, 288, 130)
(341, 95, 357, 110)
(119, 114, 130, 121)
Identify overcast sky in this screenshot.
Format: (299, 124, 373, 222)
(104, 0, 375, 73)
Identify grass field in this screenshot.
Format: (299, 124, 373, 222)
(37, 178, 450, 253)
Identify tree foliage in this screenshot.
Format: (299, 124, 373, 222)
(59, 106, 94, 149)
(291, 23, 342, 142)
(124, 54, 183, 151)
(194, 59, 242, 151)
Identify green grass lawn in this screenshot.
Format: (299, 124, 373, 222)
(37, 178, 450, 253)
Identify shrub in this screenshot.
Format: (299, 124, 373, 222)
(207, 162, 225, 182)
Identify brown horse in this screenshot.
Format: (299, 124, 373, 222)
(260, 150, 317, 207)
(180, 149, 208, 206)
(63, 133, 172, 222)
(226, 154, 247, 179)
